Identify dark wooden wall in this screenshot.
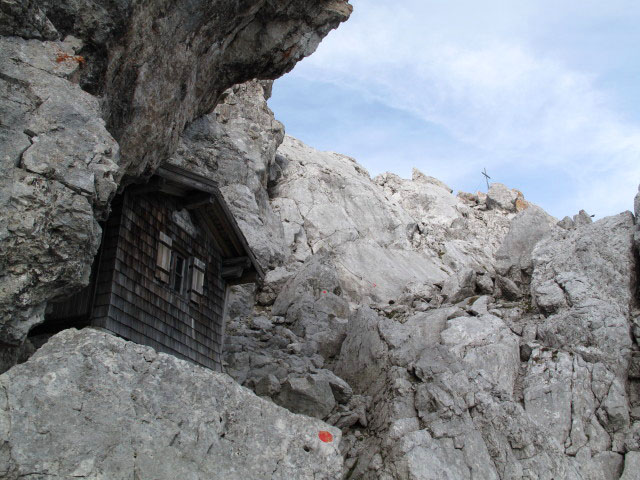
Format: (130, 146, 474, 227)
(91, 192, 227, 371)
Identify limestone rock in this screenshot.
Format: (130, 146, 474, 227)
(441, 268, 476, 304)
(573, 209, 593, 226)
(495, 275, 522, 300)
(13, 0, 351, 177)
(0, 0, 59, 40)
(169, 81, 288, 269)
(495, 205, 557, 283)
(335, 308, 389, 395)
(620, 452, 640, 480)
(531, 212, 636, 363)
(441, 314, 520, 395)
(0, 0, 351, 348)
(0, 329, 343, 479)
(276, 374, 337, 419)
(272, 136, 416, 259)
(475, 273, 494, 294)
(0, 36, 118, 345)
(374, 169, 459, 229)
(375, 172, 515, 275)
(558, 215, 575, 229)
(486, 183, 521, 212)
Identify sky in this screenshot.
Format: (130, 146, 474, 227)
(268, 0, 640, 219)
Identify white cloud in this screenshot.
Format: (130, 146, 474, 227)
(285, 0, 640, 216)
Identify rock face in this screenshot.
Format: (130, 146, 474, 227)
(216, 86, 640, 479)
(0, 329, 343, 479)
(0, 0, 351, 347)
(4, 0, 353, 175)
(0, 36, 118, 345)
(169, 80, 288, 269)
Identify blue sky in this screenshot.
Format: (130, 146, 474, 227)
(268, 0, 640, 219)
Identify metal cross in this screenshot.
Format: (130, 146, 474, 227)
(482, 168, 491, 190)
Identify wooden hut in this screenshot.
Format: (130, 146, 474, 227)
(38, 164, 263, 371)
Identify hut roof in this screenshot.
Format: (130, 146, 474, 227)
(133, 163, 264, 284)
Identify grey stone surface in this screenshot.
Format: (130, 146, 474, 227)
(0, 0, 59, 40)
(620, 451, 640, 480)
(10, 0, 351, 177)
(0, 36, 118, 345)
(441, 314, 520, 395)
(441, 268, 476, 304)
(276, 374, 336, 419)
(169, 81, 288, 269)
(486, 183, 521, 212)
(0, 0, 352, 349)
(573, 209, 594, 226)
(531, 212, 636, 363)
(0, 329, 343, 479)
(495, 205, 557, 282)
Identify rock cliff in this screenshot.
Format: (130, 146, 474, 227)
(2, 3, 640, 480)
(213, 85, 640, 478)
(0, 0, 351, 350)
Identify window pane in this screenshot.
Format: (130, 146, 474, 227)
(172, 255, 185, 293)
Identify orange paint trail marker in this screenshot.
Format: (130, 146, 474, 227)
(318, 431, 333, 443)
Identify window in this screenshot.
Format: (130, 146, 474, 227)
(155, 232, 172, 283)
(190, 257, 206, 303)
(171, 253, 186, 294)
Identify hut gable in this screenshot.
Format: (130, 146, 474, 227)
(41, 165, 262, 371)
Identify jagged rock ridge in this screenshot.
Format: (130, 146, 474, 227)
(207, 84, 640, 479)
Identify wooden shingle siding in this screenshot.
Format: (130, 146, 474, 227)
(89, 192, 227, 371)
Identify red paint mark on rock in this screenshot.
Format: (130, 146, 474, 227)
(322, 290, 327, 294)
(318, 431, 333, 443)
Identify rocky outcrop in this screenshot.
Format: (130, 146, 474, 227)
(375, 171, 516, 274)
(4, 0, 353, 174)
(169, 80, 288, 269)
(216, 89, 639, 478)
(0, 36, 118, 345)
(494, 205, 558, 297)
(0, 0, 351, 347)
(0, 328, 343, 479)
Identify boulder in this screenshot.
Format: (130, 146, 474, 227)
(441, 268, 476, 304)
(0, 329, 343, 479)
(440, 314, 520, 395)
(573, 209, 593, 226)
(276, 374, 337, 419)
(486, 183, 521, 212)
(495, 205, 557, 282)
(620, 452, 640, 480)
(475, 273, 494, 295)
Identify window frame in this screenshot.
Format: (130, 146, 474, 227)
(189, 257, 206, 304)
(155, 232, 172, 283)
